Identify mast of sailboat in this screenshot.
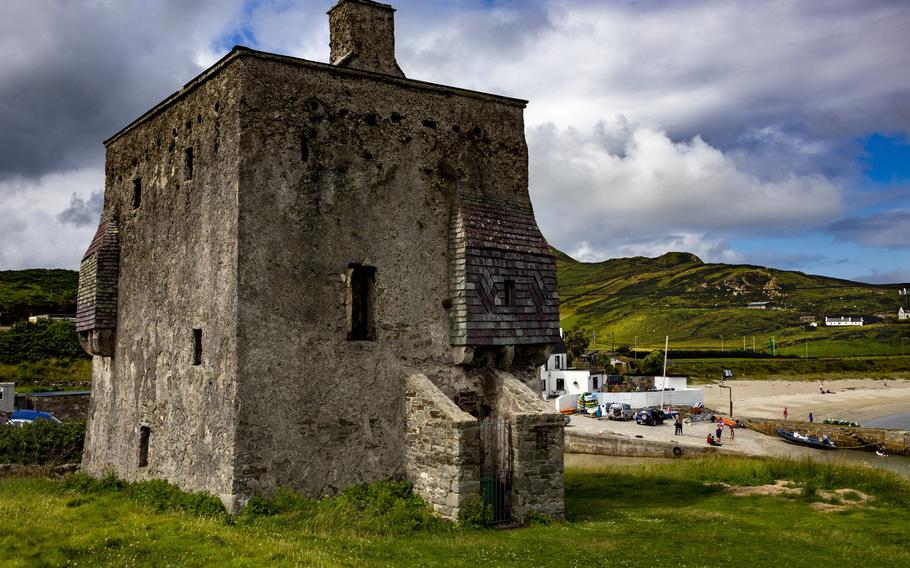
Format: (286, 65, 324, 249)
(660, 335, 669, 409)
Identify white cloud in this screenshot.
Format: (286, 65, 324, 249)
(0, 168, 103, 269)
(530, 122, 844, 260)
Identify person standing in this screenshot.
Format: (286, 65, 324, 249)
(674, 414, 683, 435)
(728, 423, 735, 442)
(716, 421, 723, 441)
(808, 412, 814, 423)
(783, 406, 789, 420)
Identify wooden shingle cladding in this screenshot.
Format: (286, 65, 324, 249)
(449, 194, 560, 347)
(76, 213, 120, 334)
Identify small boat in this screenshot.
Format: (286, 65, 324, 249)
(777, 429, 836, 450)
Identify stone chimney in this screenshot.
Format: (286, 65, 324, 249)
(328, 0, 405, 77)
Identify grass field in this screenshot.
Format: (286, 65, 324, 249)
(0, 358, 91, 390)
(672, 355, 910, 382)
(1, 456, 908, 567)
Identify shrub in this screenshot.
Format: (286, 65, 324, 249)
(0, 321, 88, 363)
(62, 473, 224, 518)
(0, 420, 85, 464)
(458, 494, 493, 529)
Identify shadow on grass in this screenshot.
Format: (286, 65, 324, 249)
(565, 469, 723, 522)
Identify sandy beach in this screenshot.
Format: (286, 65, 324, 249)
(701, 378, 910, 424)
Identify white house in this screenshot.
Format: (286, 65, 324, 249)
(900, 307, 909, 321)
(539, 342, 602, 398)
(825, 316, 864, 326)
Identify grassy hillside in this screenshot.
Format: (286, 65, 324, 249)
(0, 269, 78, 325)
(556, 249, 910, 356)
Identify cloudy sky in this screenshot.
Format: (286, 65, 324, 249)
(2, 0, 909, 283)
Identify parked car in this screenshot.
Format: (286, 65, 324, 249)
(606, 403, 634, 421)
(634, 408, 666, 426)
(8, 409, 61, 427)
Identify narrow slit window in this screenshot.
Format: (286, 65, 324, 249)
(504, 279, 516, 307)
(193, 328, 202, 365)
(185, 147, 194, 180)
(301, 131, 309, 162)
(347, 264, 376, 341)
(132, 177, 142, 209)
(138, 425, 150, 468)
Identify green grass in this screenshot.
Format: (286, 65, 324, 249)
(0, 358, 92, 388)
(675, 355, 910, 382)
(1, 456, 908, 567)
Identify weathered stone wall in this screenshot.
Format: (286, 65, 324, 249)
(565, 431, 718, 458)
(231, 51, 540, 502)
(492, 372, 565, 520)
(742, 417, 910, 456)
(81, 64, 244, 507)
(404, 373, 480, 520)
(82, 29, 562, 515)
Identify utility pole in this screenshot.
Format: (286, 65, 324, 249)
(805, 337, 808, 360)
(752, 336, 756, 352)
(719, 381, 733, 417)
(720, 334, 724, 353)
(743, 336, 746, 351)
(633, 336, 638, 363)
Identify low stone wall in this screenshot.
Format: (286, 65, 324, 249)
(403, 373, 480, 521)
(740, 417, 910, 456)
(565, 431, 718, 459)
(16, 392, 91, 422)
(495, 372, 565, 521)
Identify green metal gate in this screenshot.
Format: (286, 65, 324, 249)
(479, 417, 512, 524)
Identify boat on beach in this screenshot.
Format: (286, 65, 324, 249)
(777, 429, 836, 450)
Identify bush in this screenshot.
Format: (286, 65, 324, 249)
(0, 321, 88, 363)
(458, 494, 493, 528)
(63, 473, 225, 517)
(0, 420, 85, 464)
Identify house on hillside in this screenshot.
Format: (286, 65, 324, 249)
(27, 314, 76, 324)
(900, 307, 909, 321)
(825, 316, 864, 326)
(75, 0, 563, 523)
(747, 301, 771, 310)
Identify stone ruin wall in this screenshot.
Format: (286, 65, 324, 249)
(232, 53, 562, 518)
(80, 45, 564, 519)
(232, 52, 530, 496)
(81, 66, 244, 505)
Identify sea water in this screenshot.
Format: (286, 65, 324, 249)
(864, 413, 910, 431)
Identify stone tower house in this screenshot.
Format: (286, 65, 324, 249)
(77, 0, 563, 521)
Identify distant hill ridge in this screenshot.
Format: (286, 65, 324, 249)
(553, 248, 907, 350)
